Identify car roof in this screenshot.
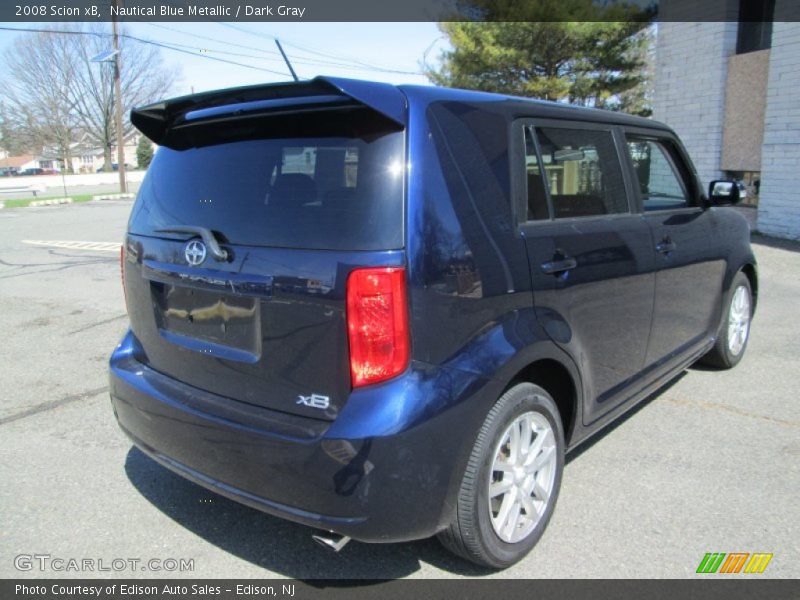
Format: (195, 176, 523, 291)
(131, 75, 670, 147)
(396, 82, 669, 131)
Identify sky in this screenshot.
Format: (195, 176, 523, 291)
(0, 22, 448, 95)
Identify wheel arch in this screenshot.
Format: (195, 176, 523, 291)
(741, 262, 758, 312)
(500, 353, 582, 447)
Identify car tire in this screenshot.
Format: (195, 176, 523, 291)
(701, 271, 753, 369)
(437, 382, 564, 569)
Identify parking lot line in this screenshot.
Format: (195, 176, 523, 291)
(22, 240, 122, 253)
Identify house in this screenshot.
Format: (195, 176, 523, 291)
(64, 133, 143, 173)
(0, 154, 39, 176)
(655, 0, 800, 240)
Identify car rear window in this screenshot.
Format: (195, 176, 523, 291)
(129, 117, 404, 251)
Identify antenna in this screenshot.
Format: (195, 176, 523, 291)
(275, 39, 299, 82)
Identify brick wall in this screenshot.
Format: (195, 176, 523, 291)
(653, 21, 738, 189)
(757, 21, 800, 240)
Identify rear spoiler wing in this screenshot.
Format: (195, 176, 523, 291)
(130, 76, 407, 148)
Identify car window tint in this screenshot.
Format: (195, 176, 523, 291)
(130, 131, 403, 251)
(524, 126, 549, 221)
(535, 127, 628, 218)
(626, 139, 690, 211)
(276, 147, 358, 190)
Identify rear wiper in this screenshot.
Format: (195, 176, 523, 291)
(155, 226, 229, 262)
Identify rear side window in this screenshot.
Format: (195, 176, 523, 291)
(625, 138, 690, 211)
(524, 127, 549, 221)
(130, 116, 404, 251)
(524, 126, 628, 219)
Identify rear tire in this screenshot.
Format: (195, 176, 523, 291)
(438, 382, 564, 569)
(701, 271, 753, 369)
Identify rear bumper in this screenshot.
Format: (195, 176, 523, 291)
(110, 330, 496, 543)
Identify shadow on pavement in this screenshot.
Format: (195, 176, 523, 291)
(124, 447, 494, 580)
(751, 232, 800, 254)
(565, 373, 685, 465)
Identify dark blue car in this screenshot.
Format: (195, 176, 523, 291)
(110, 77, 756, 568)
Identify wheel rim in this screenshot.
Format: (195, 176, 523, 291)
(488, 410, 557, 544)
(727, 285, 751, 356)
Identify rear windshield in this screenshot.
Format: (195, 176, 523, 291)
(129, 119, 404, 251)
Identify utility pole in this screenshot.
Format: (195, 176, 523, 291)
(112, 0, 127, 194)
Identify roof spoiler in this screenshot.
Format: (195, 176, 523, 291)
(130, 76, 407, 147)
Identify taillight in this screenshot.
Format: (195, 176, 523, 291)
(346, 267, 410, 388)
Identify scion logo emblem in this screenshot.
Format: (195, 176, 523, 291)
(184, 240, 207, 266)
(297, 393, 330, 410)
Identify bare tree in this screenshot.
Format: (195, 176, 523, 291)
(66, 23, 179, 171)
(0, 27, 80, 170)
(0, 25, 179, 171)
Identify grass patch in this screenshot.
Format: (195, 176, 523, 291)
(2, 194, 92, 208)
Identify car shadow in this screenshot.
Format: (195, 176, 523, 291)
(565, 373, 685, 464)
(751, 232, 800, 254)
(124, 447, 494, 579)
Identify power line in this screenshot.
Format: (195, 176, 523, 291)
(0, 26, 288, 76)
(0, 24, 422, 78)
(144, 22, 284, 58)
(213, 22, 419, 75)
(125, 35, 289, 76)
(142, 23, 420, 75)
(138, 0, 418, 75)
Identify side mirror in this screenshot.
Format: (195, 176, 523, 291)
(708, 180, 744, 206)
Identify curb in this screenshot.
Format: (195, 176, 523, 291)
(93, 193, 135, 201)
(29, 198, 73, 207)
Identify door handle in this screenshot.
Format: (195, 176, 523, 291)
(655, 238, 677, 255)
(541, 256, 577, 275)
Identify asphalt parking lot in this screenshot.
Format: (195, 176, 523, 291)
(1, 200, 798, 579)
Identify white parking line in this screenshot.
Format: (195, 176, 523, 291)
(22, 240, 122, 253)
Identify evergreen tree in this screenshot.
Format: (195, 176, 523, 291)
(424, 2, 654, 115)
(136, 136, 154, 170)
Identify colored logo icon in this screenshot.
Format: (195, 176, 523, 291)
(697, 552, 773, 574)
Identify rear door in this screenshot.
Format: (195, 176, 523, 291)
(515, 120, 655, 424)
(123, 102, 405, 421)
(621, 131, 726, 367)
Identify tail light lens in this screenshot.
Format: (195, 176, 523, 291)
(346, 267, 409, 388)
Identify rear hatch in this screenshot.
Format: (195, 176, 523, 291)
(123, 78, 407, 420)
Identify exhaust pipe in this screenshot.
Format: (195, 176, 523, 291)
(312, 533, 351, 552)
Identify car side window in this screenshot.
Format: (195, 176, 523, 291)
(523, 126, 549, 221)
(626, 139, 691, 211)
(532, 127, 628, 219)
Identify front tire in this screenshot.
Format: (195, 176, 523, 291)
(701, 271, 753, 369)
(438, 383, 564, 568)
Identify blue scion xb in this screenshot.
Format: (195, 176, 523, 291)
(110, 77, 757, 568)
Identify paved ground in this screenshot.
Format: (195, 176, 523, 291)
(0, 201, 797, 579)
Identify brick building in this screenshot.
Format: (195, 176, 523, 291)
(654, 0, 800, 240)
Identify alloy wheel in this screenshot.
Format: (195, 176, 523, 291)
(727, 285, 751, 356)
(488, 410, 557, 544)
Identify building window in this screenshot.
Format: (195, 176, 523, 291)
(736, 0, 774, 54)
